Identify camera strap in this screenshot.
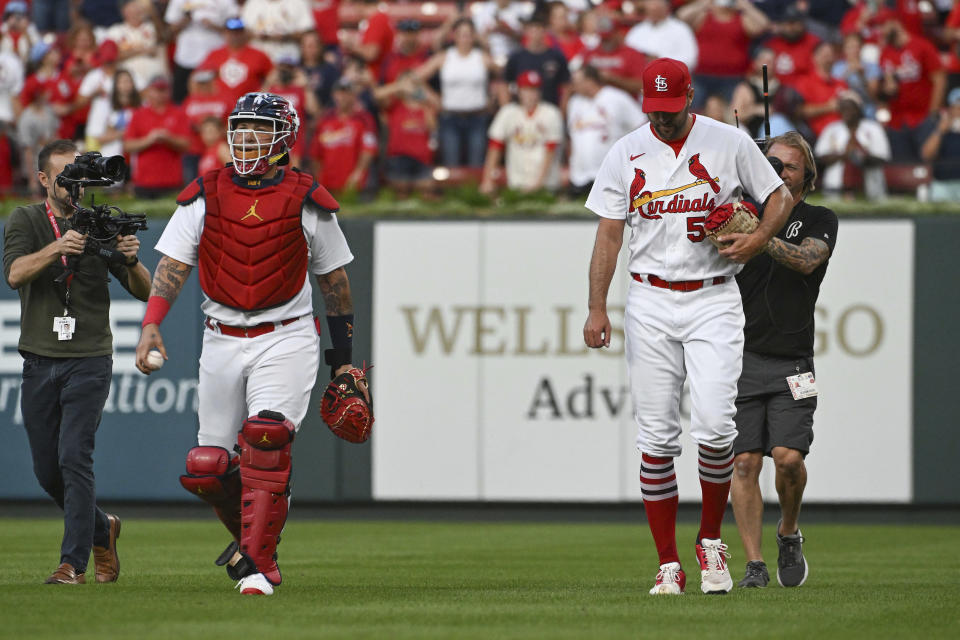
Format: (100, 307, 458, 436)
(45, 200, 74, 313)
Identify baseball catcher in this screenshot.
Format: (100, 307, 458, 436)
(135, 92, 368, 596)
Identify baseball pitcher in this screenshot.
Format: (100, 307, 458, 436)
(583, 58, 792, 595)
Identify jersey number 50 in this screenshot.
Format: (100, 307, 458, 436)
(686, 216, 706, 243)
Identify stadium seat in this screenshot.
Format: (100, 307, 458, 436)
(884, 163, 933, 201)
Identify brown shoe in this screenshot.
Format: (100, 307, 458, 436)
(93, 513, 121, 583)
(45, 563, 86, 584)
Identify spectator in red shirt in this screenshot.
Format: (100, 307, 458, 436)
(944, 2, 960, 79)
(312, 0, 341, 50)
(196, 115, 231, 175)
(181, 68, 233, 183)
(309, 77, 378, 193)
(343, 0, 395, 81)
(577, 16, 647, 97)
(264, 56, 321, 167)
(678, 0, 770, 109)
(841, 0, 926, 42)
(122, 76, 192, 198)
(546, 1, 582, 61)
(380, 19, 431, 85)
(876, 9, 945, 160)
(63, 22, 98, 72)
(21, 41, 59, 112)
(197, 18, 273, 105)
(793, 41, 847, 138)
(374, 71, 439, 198)
(765, 4, 820, 89)
(51, 56, 91, 141)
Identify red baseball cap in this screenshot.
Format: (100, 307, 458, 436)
(517, 70, 542, 89)
(94, 40, 118, 65)
(870, 8, 899, 26)
(641, 58, 691, 114)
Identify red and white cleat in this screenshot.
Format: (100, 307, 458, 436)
(649, 561, 686, 595)
(696, 538, 733, 594)
(236, 572, 274, 596)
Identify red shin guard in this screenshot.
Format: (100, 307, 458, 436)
(238, 411, 295, 586)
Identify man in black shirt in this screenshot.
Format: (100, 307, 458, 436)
(502, 13, 570, 106)
(3, 140, 152, 584)
(728, 131, 838, 589)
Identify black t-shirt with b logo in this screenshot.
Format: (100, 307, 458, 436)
(736, 200, 839, 358)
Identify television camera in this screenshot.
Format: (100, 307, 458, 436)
(54, 152, 148, 269)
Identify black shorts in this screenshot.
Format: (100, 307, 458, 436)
(733, 351, 817, 457)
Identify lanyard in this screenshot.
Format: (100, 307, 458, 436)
(45, 200, 74, 309)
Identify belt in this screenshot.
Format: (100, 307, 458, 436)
(204, 315, 305, 338)
(632, 273, 726, 292)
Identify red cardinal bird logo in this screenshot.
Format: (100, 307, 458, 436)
(688, 153, 720, 194)
(628, 168, 646, 213)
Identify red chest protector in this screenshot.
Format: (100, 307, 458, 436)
(177, 167, 339, 311)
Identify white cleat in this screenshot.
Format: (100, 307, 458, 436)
(648, 561, 686, 595)
(696, 538, 733, 594)
(236, 572, 274, 596)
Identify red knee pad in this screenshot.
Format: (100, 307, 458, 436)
(237, 411, 295, 585)
(180, 446, 242, 541)
(180, 446, 241, 502)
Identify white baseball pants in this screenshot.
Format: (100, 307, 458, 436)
(196, 317, 320, 449)
(624, 277, 744, 457)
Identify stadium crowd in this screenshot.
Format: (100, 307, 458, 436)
(2, 0, 960, 202)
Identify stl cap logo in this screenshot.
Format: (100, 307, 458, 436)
(655, 75, 668, 92)
(242, 199, 262, 221)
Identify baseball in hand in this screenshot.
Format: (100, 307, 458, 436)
(146, 349, 164, 370)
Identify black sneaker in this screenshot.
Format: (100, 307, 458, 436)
(737, 561, 769, 588)
(776, 522, 808, 587)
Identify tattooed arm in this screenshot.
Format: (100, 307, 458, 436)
(317, 267, 364, 380)
(316, 266, 353, 316)
(135, 256, 194, 374)
(765, 237, 830, 276)
(149, 256, 193, 304)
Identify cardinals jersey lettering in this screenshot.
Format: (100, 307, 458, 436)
(585, 115, 782, 281)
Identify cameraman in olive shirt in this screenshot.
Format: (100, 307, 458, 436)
(3, 140, 151, 585)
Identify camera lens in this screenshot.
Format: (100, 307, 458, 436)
(95, 155, 126, 182)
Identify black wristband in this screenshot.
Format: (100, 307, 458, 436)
(126, 255, 138, 267)
(326, 313, 354, 349)
(324, 347, 352, 379)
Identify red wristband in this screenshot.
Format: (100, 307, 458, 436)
(142, 296, 171, 327)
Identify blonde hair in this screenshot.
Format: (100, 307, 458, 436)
(767, 131, 817, 197)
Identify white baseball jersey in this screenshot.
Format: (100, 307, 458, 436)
(241, 0, 315, 63)
(815, 118, 891, 193)
(585, 115, 782, 281)
(488, 101, 565, 190)
(566, 86, 647, 188)
(155, 195, 354, 326)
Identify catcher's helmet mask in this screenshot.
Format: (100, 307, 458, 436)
(228, 92, 300, 176)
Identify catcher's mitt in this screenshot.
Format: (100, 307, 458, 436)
(320, 367, 374, 443)
(705, 201, 759, 248)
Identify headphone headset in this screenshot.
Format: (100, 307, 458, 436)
(768, 156, 815, 190)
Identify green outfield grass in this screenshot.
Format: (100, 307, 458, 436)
(2, 518, 958, 639)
